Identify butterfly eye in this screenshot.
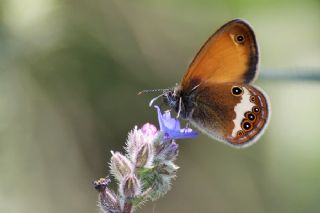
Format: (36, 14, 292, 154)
(235, 34, 245, 44)
(242, 120, 253, 131)
(231, 86, 243, 96)
(252, 106, 260, 113)
(245, 112, 256, 122)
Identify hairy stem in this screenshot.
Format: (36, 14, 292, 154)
(122, 201, 132, 213)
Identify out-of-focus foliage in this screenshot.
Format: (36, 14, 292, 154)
(0, 0, 319, 212)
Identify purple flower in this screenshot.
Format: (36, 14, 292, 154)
(155, 106, 198, 140)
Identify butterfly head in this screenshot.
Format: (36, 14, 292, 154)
(162, 87, 179, 110)
(162, 85, 194, 119)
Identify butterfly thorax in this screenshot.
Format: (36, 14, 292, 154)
(163, 84, 197, 119)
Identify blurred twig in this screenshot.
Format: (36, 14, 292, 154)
(260, 69, 320, 81)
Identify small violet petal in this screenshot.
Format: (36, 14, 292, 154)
(155, 106, 198, 140)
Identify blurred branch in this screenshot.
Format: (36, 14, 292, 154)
(260, 69, 320, 81)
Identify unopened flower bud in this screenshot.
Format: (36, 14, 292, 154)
(163, 141, 179, 161)
(93, 177, 120, 212)
(120, 174, 141, 198)
(110, 151, 133, 181)
(155, 140, 179, 162)
(134, 142, 154, 168)
(93, 177, 111, 192)
(126, 127, 145, 159)
(159, 161, 179, 177)
(141, 123, 158, 140)
(126, 124, 158, 163)
(152, 131, 165, 150)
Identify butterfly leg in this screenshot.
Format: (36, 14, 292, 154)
(176, 97, 182, 118)
(181, 122, 191, 133)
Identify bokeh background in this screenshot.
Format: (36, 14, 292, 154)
(1, 0, 320, 212)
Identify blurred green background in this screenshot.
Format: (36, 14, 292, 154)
(1, 0, 320, 212)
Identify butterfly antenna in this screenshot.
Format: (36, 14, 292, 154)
(138, 88, 170, 107)
(137, 88, 168, 95)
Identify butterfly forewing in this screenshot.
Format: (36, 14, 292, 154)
(181, 19, 259, 89)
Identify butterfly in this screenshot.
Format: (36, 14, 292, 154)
(142, 19, 270, 148)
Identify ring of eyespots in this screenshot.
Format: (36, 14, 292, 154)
(235, 34, 245, 44)
(231, 86, 243, 96)
(237, 130, 245, 137)
(250, 96, 256, 103)
(241, 120, 253, 131)
(245, 112, 256, 122)
(252, 106, 260, 113)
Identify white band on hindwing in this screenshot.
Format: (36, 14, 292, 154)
(231, 88, 255, 137)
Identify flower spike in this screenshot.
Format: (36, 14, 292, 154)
(94, 107, 198, 213)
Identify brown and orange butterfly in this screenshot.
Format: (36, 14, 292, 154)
(145, 19, 270, 148)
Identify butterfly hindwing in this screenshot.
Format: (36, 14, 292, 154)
(188, 82, 270, 147)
